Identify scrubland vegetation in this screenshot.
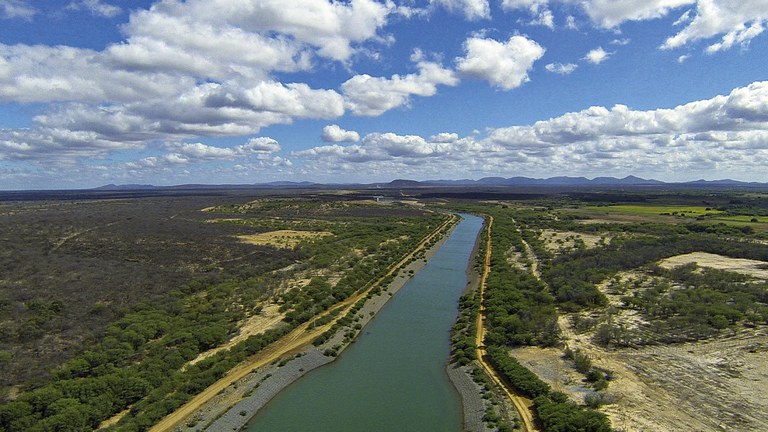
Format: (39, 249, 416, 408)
(448, 188, 768, 431)
(0, 193, 446, 431)
(2, 186, 766, 432)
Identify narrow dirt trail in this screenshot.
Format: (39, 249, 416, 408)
(186, 308, 286, 367)
(49, 221, 120, 253)
(474, 215, 539, 432)
(149, 214, 458, 432)
(515, 224, 571, 342)
(521, 238, 540, 278)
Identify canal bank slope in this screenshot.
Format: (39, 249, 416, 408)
(166, 214, 464, 432)
(445, 213, 495, 432)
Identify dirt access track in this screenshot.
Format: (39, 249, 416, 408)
(514, 242, 768, 432)
(149, 214, 459, 432)
(474, 215, 538, 432)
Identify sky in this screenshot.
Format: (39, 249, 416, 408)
(0, 0, 767, 189)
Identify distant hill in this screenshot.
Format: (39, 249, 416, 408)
(91, 175, 767, 192)
(421, 175, 667, 187)
(385, 179, 425, 188)
(94, 183, 158, 190)
(682, 179, 765, 187)
(96, 181, 320, 191)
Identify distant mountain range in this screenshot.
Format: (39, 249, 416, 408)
(380, 175, 767, 188)
(417, 175, 661, 187)
(93, 176, 768, 191)
(94, 181, 319, 190)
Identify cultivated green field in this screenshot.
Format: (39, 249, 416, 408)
(713, 215, 768, 223)
(585, 204, 723, 216)
(581, 204, 768, 231)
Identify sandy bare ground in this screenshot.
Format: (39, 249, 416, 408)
(540, 229, 606, 254)
(659, 252, 768, 279)
(516, 231, 764, 431)
(147, 214, 458, 432)
(515, 259, 768, 432)
(608, 330, 768, 432)
(490, 224, 768, 432)
(547, 318, 768, 432)
(237, 230, 332, 249)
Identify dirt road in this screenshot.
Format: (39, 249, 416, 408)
(474, 215, 539, 432)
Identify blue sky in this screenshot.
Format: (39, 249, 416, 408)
(0, 0, 767, 189)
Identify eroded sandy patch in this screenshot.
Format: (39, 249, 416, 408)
(510, 346, 591, 402)
(534, 314, 767, 431)
(542, 270, 768, 432)
(237, 230, 332, 249)
(659, 252, 768, 280)
(605, 331, 768, 432)
(540, 229, 607, 253)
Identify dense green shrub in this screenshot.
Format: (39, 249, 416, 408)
(535, 395, 612, 432)
(486, 346, 550, 398)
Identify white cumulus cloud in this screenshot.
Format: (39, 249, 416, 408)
(0, 44, 192, 104)
(430, 0, 490, 20)
(342, 60, 459, 116)
(584, 46, 610, 64)
(295, 81, 768, 182)
(576, 0, 768, 53)
(456, 35, 545, 90)
(499, 1, 767, 53)
(237, 137, 282, 154)
(122, 0, 393, 65)
(0, 0, 35, 19)
(322, 124, 361, 142)
(429, 132, 459, 143)
(581, 0, 695, 28)
(663, 1, 768, 53)
(165, 138, 281, 162)
(502, 0, 554, 29)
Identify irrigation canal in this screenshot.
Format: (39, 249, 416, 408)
(244, 214, 484, 431)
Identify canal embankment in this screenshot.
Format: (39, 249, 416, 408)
(243, 214, 482, 431)
(174, 215, 468, 432)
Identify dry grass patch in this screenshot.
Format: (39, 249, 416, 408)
(659, 252, 768, 280)
(541, 229, 607, 254)
(506, 247, 528, 270)
(237, 230, 332, 249)
(380, 235, 410, 247)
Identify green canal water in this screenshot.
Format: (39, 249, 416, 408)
(244, 214, 483, 432)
